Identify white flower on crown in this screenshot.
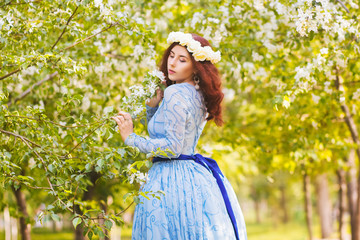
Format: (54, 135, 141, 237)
(166, 31, 221, 64)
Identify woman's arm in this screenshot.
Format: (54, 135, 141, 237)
(125, 85, 188, 158)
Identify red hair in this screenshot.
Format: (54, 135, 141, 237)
(159, 33, 224, 127)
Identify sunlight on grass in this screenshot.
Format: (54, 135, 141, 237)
(0, 219, 342, 240)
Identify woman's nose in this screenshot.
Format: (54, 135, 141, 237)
(169, 58, 176, 66)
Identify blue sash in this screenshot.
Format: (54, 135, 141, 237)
(152, 153, 240, 240)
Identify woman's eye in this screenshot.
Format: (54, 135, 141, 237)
(180, 59, 185, 62)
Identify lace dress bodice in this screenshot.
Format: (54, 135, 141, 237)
(124, 82, 208, 158)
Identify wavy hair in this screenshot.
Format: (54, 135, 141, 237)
(159, 33, 224, 127)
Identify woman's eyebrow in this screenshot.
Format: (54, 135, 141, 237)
(170, 50, 188, 59)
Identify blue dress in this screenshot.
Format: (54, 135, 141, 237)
(124, 82, 248, 239)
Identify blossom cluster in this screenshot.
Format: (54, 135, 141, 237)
(119, 69, 165, 119)
(126, 164, 149, 186)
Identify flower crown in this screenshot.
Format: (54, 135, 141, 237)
(166, 31, 221, 64)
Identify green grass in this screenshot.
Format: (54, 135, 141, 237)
(32, 228, 74, 240)
(246, 220, 320, 240)
(0, 220, 338, 240)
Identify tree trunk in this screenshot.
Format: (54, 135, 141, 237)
(335, 68, 360, 240)
(347, 148, 358, 240)
(74, 172, 102, 240)
(304, 173, 313, 240)
(99, 201, 110, 240)
(4, 207, 11, 240)
(315, 173, 333, 238)
(12, 186, 31, 240)
(337, 169, 347, 240)
(254, 199, 261, 224)
(279, 185, 289, 223)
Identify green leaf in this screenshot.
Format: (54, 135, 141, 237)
(140, 191, 150, 200)
(88, 231, 93, 240)
(104, 219, 113, 229)
(51, 213, 60, 222)
(72, 217, 82, 229)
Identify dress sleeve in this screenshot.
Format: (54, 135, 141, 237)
(145, 103, 159, 124)
(124, 85, 188, 158)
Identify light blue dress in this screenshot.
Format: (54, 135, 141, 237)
(125, 82, 248, 240)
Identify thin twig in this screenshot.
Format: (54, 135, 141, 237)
(63, 22, 122, 51)
(5, 115, 104, 128)
(0, 128, 41, 148)
(0, 68, 21, 81)
(51, 6, 79, 50)
(336, 0, 350, 13)
(115, 200, 135, 216)
(1, 0, 42, 7)
(0, 0, 12, 8)
(63, 120, 108, 158)
(7, 71, 58, 106)
(23, 184, 52, 190)
(102, 53, 132, 60)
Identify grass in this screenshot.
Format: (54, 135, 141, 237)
(246, 220, 320, 240)
(0, 219, 339, 240)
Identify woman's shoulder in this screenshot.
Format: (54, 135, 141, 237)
(164, 82, 196, 98)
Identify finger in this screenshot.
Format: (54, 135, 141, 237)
(119, 116, 125, 124)
(118, 110, 128, 116)
(112, 117, 121, 125)
(121, 111, 131, 118)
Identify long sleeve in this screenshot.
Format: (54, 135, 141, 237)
(124, 85, 188, 158)
(145, 104, 159, 123)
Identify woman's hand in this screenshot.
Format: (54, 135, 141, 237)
(145, 80, 167, 107)
(111, 110, 133, 142)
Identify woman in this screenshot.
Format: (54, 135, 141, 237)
(112, 31, 247, 240)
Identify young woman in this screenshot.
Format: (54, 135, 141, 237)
(112, 31, 248, 240)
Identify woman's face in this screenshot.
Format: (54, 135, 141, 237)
(167, 45, 195, 84)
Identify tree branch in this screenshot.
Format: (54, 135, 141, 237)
(0, 68, 21, 81)
(336, 0, 350, 13)
(102, 53, 132, 60)
(1, 0, 42, 7)
(63, 120, 108, 158)
(0, 127, 73, 213)
(0, 128, 42, 148)
(5, 114, 104, 128)
(51, 6, 79, 50)
(7, 71, 58, 106)
(63, 22, 123, 51)
(0, 0, 12, 8)
(0, 22, 126, 81)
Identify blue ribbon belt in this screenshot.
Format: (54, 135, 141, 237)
(152, 153, 240, 240)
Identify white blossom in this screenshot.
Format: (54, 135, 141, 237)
(222, 88, 235, 102)
(148, 70, 165, 82)
(94, 0, 103, 8)
(311, 93, 321, 104)
(352, 89, 360, 100)
(320, 48, 328, 54)
(294, 66, 311, 81)
(252, 52, 264, 61)
(131, 45, 145, 60)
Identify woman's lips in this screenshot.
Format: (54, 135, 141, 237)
(169, 70, 176, 74)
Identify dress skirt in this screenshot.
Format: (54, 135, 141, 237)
(131, 159, 248, 240)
